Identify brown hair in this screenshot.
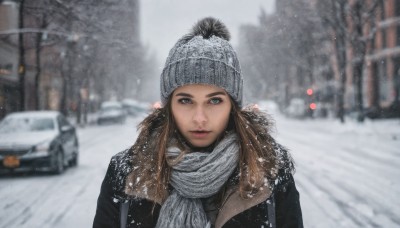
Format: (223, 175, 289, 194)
(230, 101, 278, 197)
(128, 97, 278, 202)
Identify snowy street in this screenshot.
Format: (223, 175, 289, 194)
(273, 115, 400, 228)
(1, 114, 399, 228)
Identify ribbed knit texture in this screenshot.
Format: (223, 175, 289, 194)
(160, 35, 243, 106)
(155, 133, 239, 228)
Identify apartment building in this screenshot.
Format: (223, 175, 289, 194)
(0, 1, 19, 118)
(366, 0, 400, 109)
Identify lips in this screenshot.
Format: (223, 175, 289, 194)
(190, 130, 211, 138)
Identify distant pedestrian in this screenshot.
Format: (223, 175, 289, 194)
(93, 17, 303, 228)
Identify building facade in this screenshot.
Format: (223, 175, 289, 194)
(366, 0, 400, 109)
(0, 1, 19, 119)
(0, 0, 142, 120)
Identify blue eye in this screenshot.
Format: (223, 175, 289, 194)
(178, 98, 192, 104)
(209, 97, 223, 105)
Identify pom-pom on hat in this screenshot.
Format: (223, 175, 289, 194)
(160, 17, 243, 106)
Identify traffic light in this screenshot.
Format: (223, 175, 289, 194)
(306, 88, 313, 96)
(306, 88, 315, 117)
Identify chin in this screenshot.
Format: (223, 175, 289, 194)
(189, 140, 214, 148)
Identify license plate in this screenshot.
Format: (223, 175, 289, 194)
(3, 156, 20, 168)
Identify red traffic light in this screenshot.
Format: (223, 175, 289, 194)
(306, 88, 313, 96)
(309, 103, 317, 110)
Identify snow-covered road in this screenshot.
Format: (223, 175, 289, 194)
(1, 114, 399, 228)
(273, 115, 400, 228)
(0, 116, 141, 228)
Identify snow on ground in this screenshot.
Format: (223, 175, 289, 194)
(0, 112, 399, 228)
(0, 116, 142, 228)
(271, 113, 400, 228)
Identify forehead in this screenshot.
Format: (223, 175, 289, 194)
(173, 84, 227, 95)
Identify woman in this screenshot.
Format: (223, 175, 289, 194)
(93, 17, 303, 228)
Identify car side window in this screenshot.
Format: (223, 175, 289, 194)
(58, 115, 71, 130)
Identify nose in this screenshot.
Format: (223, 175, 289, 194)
(193, 106, 207, 125)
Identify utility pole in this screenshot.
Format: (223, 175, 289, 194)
(18, 0, 25, 111)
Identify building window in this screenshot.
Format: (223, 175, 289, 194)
(381, 27, 387, 49)
(378, 60, 389, 101)
(394, 57, 400, 102)
(0, 63, 12, 75)
(396, 0, 400, 17)
(397, 25, 400, 47)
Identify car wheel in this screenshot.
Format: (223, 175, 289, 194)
(70, 139, 79, 167)
(70, 152, 79, 167)
(53, 149, 64, 174)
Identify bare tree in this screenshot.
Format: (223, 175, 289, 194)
(23, 0, 50, 110)
(17, 0, 26, 111)
(238, 0, 329, 112)
(12, 0, 154, 124)
(315, 0, 348, 123)
(348, 0, 381, 122)
(368, 0, 385, 114)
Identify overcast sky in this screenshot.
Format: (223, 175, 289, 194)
(140, 0, 275, 67)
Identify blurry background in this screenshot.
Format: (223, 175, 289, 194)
(141, 0, 275, 66)
(1, 0, 399, 122)
(0, 0, 400, 228)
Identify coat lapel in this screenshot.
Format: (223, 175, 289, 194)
(215, 186, 272, 228)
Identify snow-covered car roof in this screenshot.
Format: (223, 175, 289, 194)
(5, 111, 60, 119)
(121, 99, 139, 105)
(101, 101, 123, 109)
(121, 99, 150, 109)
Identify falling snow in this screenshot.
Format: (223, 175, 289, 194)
(0, 112, 399, 228)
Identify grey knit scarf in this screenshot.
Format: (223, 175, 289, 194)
(155, 133, 239, 228)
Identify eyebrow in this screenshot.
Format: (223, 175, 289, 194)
(206, 92, 227, 97)
(175, 92, 193, 98)
(174, 91, 227, 98)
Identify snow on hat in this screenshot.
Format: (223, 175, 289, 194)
(160, 17, 243, 107)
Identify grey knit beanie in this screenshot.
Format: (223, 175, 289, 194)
(160, 17, 243, 106)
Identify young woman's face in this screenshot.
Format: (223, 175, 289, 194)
(171, 84, 232, 148)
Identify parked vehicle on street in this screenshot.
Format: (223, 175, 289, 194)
(97, 101, 127, 125)
(0, 111, 79, 174)
(285, 98, 308, 118)
(313, 102, 329, 118)
(121, 99, 149, 116)
(257, 100, 280, 115)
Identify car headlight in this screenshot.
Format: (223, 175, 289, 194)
(34, 140, 52, 152)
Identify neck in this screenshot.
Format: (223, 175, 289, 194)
(191, 143, 216, 152)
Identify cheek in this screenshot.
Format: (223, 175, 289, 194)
(222, 112, 231, 128)
(171, 108, 186, 129)
(214, 107, 231, 127)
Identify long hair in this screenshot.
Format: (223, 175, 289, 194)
(128, 97, 280, 202)
(230, 101, 278, 197)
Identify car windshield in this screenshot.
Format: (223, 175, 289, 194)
(101, 107, 121, 112)
(0, 117, 55, 133)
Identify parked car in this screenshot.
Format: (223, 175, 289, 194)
(257, 100, 280, 115)
(312, 102, 329, 118)
(97, 101, 127, 125)
(0, 111, 79, 174)
(121, 99, 149, 116)
(285, 98, 308, 118)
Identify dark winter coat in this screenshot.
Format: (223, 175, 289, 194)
(93, 142, 303, 228)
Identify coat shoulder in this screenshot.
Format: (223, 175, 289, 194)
(106, 149, 133, 200)
(270, 139, 296, 191)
